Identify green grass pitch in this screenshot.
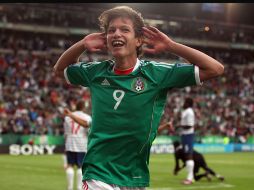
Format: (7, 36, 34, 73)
(0, 152, 253, 190)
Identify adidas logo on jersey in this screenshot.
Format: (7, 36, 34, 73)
(101, 78, 110, 86)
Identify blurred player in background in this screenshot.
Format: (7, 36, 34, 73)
(179, 97, 196, 184)
(54, 5, 224, 190)
(173, 141, 225, 182)
(63, 100, 92, 190)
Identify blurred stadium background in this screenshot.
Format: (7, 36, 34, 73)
(0, 3, 254, 190)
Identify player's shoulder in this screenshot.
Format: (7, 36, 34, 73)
(186, 107, 195, 114)
(140, 59, 175, 69)
(82, 59, 113, 66)
(74, 111, 91, 119)
(78, 59, 113, 69)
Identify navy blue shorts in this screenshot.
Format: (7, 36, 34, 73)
(181, 134, 194, 154)
(66, 151, 86, 168)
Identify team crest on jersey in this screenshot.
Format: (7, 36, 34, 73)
(131, 77, 146, 93)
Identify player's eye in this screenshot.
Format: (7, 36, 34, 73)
(108, 28, 115, 34)
(122, 28, 130, 33)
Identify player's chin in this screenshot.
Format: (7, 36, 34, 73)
(111, 51, 124, 58)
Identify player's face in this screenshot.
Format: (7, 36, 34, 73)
(106, 17, 142, 59)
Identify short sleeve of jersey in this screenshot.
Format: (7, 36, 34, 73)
(83, 114, 92, 126)
(154, 62, 201, 89)
(74, 111, 92, 127)
(64, 62, 99, 87)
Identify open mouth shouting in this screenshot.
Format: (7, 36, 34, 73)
(112, 40, 125, 48)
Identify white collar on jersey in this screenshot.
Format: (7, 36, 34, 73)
(112, 58, 140, 73)
(133, 58, 140, 72)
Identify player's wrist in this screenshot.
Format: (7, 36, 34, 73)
(81, 38, 88, 52)
(167, 41, 178, 53)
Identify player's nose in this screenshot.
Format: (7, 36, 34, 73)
(113, 29, 122, 37)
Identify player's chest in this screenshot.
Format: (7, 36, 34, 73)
(91, 75, 155, 94)
(90, 75, 159, 110)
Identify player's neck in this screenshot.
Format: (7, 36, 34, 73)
(113, 57, 138, 75)
(114, 56, 137, 71)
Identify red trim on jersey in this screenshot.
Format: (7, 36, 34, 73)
(114, 67, 134, 75)
(82, 181, 88, 190)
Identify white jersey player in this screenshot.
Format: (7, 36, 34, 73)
(63, 100, 92, 190)
(179, 97, 195, 185)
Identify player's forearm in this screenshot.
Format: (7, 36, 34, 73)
(158, 121, 173, 133)
(158, 123, 167, 133)
(69, 113, 89, 128)
(169, 42, 224, 81)
(53, 39, 86, 77)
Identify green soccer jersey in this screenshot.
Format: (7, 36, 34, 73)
(64, 59, 201, 187)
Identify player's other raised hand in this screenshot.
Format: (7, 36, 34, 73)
(83, 33, 107, 53)
(63, 108, 71, 116)
(142, 26, 175, 54)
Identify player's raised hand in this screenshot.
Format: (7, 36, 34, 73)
(63, 108, 71, 116)
(83, 32, 107, 53)
(142, 26, 175, 54)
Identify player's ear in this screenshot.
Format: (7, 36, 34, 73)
(136, 36, 143, 47)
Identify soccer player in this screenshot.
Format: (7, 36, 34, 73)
(179, 97, 196, 184)
(63, 100, 92, 190)
(53, 5, 224, 190)
(173, 141, 225, 182)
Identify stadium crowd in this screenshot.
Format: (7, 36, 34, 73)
(1, 48, 253, 143)
(0, 4, 254, 144)
(1, 3, 254, 44)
